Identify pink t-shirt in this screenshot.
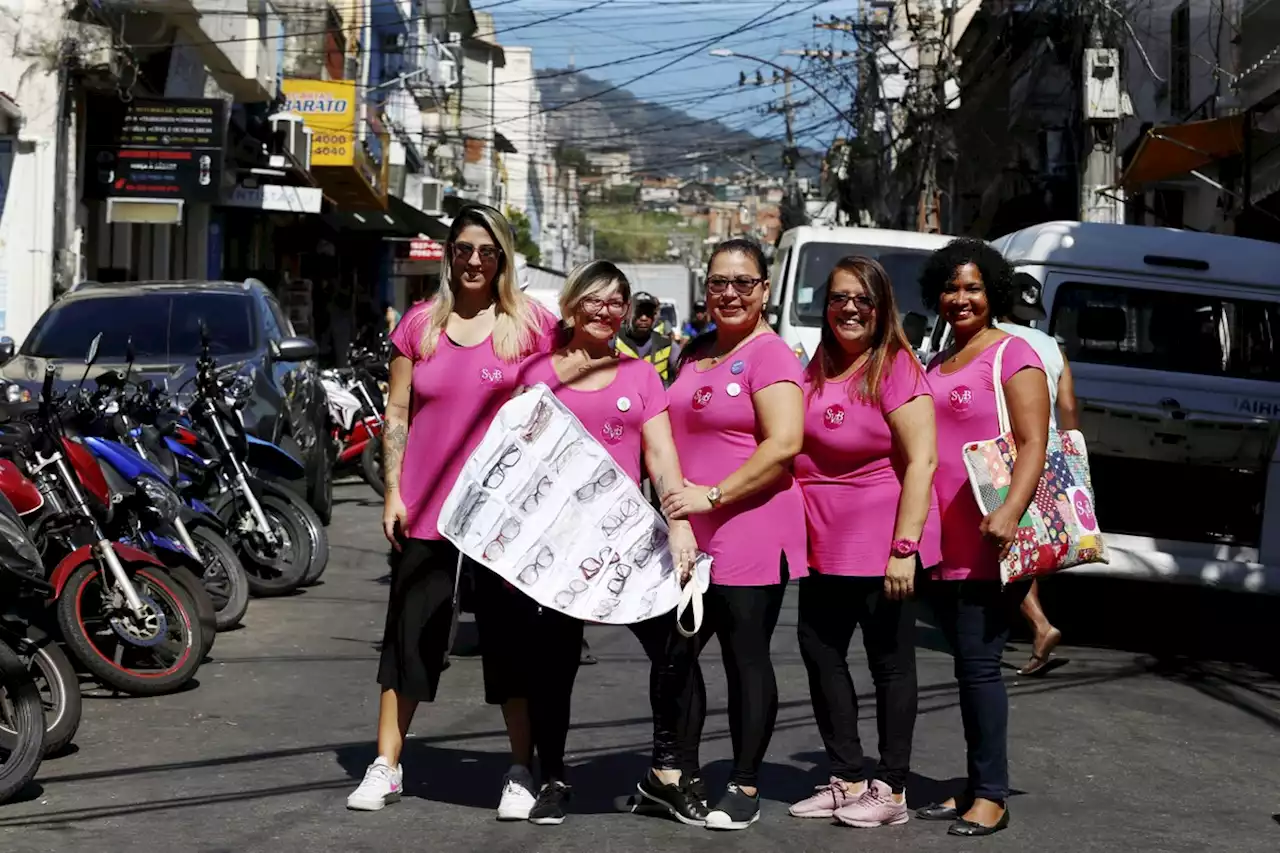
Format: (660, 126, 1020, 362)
(927, 335, 1045, 581)
(390, 300, 558, 540)
(519, 354, 667, 484)
(796, 348, 942, 576)
(666, 333, 807, 586)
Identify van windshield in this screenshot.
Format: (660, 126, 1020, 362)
(791, 242, 933, 326)
(1051, 282, 1280, 381)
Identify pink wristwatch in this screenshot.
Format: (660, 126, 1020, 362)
(891, 538, 920, 558)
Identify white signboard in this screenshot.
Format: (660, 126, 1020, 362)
(224, 184, 324, 214)
(438, 384, 683, 624)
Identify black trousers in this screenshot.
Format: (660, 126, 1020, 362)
(796, 573, 919, 792)
(630, 613, 706, 777)
(654, 560, 788, 788)
(474, 569, 584, 781)
(925, 578, 1029, 803)
(376, 538, 461, 703)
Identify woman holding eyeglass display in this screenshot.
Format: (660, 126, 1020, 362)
(788, 256, 939, 829)
(347, 204, 559, 815)
(655, 238, 806, 831)
(498, 260, 702, 825)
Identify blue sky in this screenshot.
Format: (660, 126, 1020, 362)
(481, 0, 861, 149)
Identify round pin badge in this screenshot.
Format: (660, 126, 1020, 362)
(617, 396, 632, 412)
(726, 382, 742, 397)
(730, 360, 745, 375)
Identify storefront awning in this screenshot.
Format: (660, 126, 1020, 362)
(1118, 115, 1246, 189)
(324, 194, 451, 239)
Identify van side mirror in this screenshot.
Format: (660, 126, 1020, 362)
(0, 337, 14, 363)
(902, 312, 928, 348)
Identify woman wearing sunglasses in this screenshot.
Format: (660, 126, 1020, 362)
(501, 260, 701, 825)
(657, 238, 807, 830)
(347, 204, 558, 815)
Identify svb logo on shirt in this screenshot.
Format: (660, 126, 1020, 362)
(692, 386, 713, 411)
(949, 385, 973, 413)
(601, 417, 625, 445)
(480, 367, 505, 385)
(823, 404, 845, 430)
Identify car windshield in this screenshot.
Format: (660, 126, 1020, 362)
(24, 290, 256, 360)
(791, 242, 935, 326)
(1051, 282, 1280, 381)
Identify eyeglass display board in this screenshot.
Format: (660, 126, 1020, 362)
(438, 383, 684, 624)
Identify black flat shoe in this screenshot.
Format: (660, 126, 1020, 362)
(916, 802, 961, 821)
(947, 809, 1010, 837)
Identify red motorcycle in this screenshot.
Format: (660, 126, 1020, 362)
(320, 342, 387, 495)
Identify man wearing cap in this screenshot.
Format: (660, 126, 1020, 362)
(680, 299, 716, 342)
(997, 272, 1078, 678)
(614, 291, 680, 386)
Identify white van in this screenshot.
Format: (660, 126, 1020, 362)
(769, 226, 959, 363)
(928, 220, 1280, 595)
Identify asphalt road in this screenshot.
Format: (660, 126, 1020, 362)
(0, 483, 1276, 852)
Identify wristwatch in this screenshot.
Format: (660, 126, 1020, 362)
(706, 486, 723, 509)
(890, 538, 919, 559)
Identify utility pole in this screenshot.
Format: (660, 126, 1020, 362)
(915, 3, 942, 233)
(1080, 14, 1123, 223)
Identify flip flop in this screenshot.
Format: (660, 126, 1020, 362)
(1018, 653, 1070, 677)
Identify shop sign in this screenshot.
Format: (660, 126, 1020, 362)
(83, 97, 226, 202)
(408, 239, 443, 261)
(225, 183, 324, 213)
(281, 79, 357, 167)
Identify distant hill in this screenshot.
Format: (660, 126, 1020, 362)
(536, 68, 823, 182)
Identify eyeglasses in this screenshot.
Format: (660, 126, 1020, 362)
(517, 545, 555, 586)
(574, 466, 619, 502)
(602, 498, 641, 539)
(606, 562, 634, 595)
(520, 399, 553, 443)
(518, 475, 553, 514)
(580, 547, 620, 581)
(706, 276, 764, 295)
(828, 293, 875, 312)
(581, 296, 628, 316)
(445, 484, 487, 538)
(627, 525, 668, 567)
(554, 579, 589, 609)
(549, 435, 583, 475)
(483, 444, 521, 489)
(452, 242, 501, 263)
(592, 597, 620, 620)
(483, 516, 521, 561)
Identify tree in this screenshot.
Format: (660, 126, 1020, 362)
(505, 208, 542, 265)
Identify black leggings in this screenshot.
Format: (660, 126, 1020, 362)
(630, 613, 706, 777)
(797, 573, 918, 792)
(654, 564, 788, 788)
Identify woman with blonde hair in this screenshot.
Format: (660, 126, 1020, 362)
(347, 203, 558, 815)
(492, 259, 700, 825)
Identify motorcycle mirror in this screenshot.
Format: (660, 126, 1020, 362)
(40, 363, 55, 410)
(199, 320, 211, 351)
(85, 332, 102, 367)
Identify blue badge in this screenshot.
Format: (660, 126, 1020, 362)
(730, 360, 745, 375)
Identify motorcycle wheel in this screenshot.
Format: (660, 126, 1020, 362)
(238, 494, 313, 597)
(56, 563, 202, 697)
(0, 638, 44, 804)
(361, 439, 385, 498)
(189, 524, 250, 631)
(159, 563, 217, 659)
(0, 624, 80, 756)
(283, 486, 330, 587)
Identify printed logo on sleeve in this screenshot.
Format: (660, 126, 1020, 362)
(823, 404, 846, 430)
(601, 417, 625, 445)
(692, 386, 714, 411)
(949, 385, 973, 413)
(480, 366, 505, 385)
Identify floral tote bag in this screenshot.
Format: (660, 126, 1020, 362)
(962, 338, 1109, 583)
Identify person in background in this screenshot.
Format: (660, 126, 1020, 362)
(615, 291, 680, 386)
(384, 301, 402, 335)
(656, 237, 806, 831)
(789, 256, 940, 829)
(996, 273, 1077, 677)
(915, 238, 1049, 838)
(511, 260, 700, 825)
(346, 204, 559, 818)
(680, 299, 716, 341)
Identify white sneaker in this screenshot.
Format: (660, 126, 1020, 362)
(346, 756, 403, 811)
(497, 764, 537, 820)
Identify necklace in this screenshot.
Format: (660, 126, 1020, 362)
(947, 326, 995, 362)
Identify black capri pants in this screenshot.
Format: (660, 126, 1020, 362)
(376, 537, 464, 703)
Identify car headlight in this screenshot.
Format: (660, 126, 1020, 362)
(4, 383, 20, 403)
(136, 475, 182, 522)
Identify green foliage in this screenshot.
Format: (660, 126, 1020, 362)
(505, 207, 542, 265)
(585, 206, 707, 263)
(554, 145, 593, 174)
(605, 184, 639, 205)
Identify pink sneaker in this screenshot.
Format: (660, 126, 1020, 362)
(788, 777, 861, 818)
(834, 779, 909, 828)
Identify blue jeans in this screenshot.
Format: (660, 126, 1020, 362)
(927, 579, 1029, 803)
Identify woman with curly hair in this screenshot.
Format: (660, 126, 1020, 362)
(913, 238, 1050, 837)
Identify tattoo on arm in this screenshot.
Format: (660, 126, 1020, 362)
(654, 473, 668, 499)
(383, 422, 408, 490)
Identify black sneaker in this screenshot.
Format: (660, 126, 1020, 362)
(705, 783, 760, 830)
(528, 781, 570, 825)
(637, 770, 709, 826)
(686, 775, 708, 806)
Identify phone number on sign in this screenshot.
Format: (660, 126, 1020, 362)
(314, 132, 350, 158)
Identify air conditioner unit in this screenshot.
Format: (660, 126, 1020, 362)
(421, 178, 444, 215)
(437, 58, 459, 89)
(269, 112, 313, 170)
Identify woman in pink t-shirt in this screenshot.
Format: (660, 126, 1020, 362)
(788, 256, 940, 829)
(347, 204, 558, 816)
(913, 238, 1049, 838)
(657, 238, 806, 831)
(503, 260, 702, 825)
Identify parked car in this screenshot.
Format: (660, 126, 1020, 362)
(0, 279, 333, 522)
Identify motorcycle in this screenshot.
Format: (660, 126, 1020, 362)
(321, 340, 388, 496)
(0, 633, 44, 803)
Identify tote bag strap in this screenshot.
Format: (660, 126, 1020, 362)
(992, 337, 1015, 435)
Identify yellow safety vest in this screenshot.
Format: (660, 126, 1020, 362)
(615, 334, 673, 382)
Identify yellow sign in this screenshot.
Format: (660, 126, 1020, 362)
(281, 79, 357, 167)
